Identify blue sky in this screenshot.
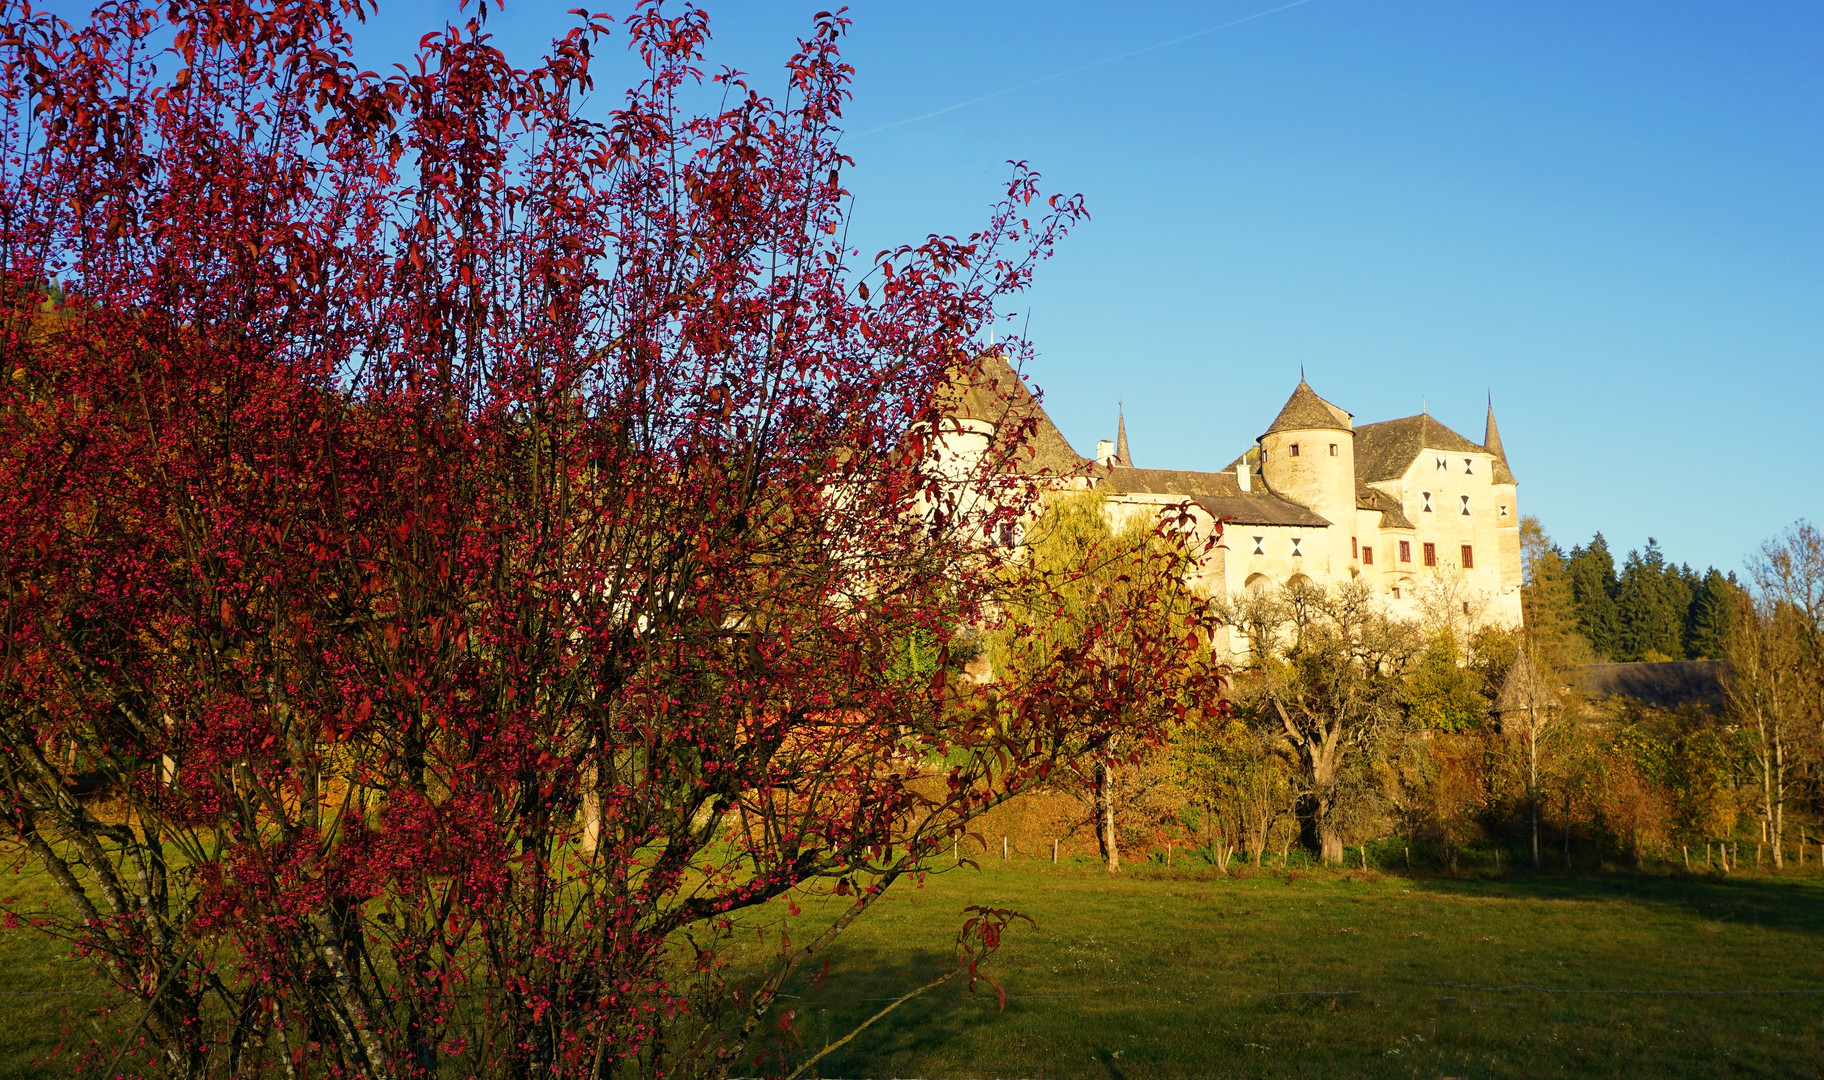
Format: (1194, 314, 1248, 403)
(351, 1, 1823, 575)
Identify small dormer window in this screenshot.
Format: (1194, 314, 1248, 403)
(1252, 535, 1265, 556)
(1421, 492, 1433, 513)
(1460, 495, 1471, 516)
(1289, 443, 1300, 457)
(1464, 458, 1474, 475)
(1329, 443, 1338, 457)
(1290, 537, 1303, 557)
(1435, 456, 1447, 472)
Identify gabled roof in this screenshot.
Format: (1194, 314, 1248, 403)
(935, 351, 1090, 475)
(1355, 483, 1414, 530)
(1097, 465, 1332, 527)
(1352, 414, 1486, 483)
(1263, 379, 1352, 437)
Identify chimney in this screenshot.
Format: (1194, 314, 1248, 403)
(1095, 439, 1115, 466)
(1236, 461, 1251, 493)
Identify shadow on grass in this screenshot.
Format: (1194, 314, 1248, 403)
(1405, 869, 1824, 938)
(766, 943, 993, 1076)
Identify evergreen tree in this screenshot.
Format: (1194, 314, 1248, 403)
(1568, 533, 1622, 658)
(1686, 568, 1743, 660)
(1518, 516, 1592, 669)
(1616, 539, 1691, 661)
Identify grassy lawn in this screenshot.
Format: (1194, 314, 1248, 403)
(5, 858, 1823, 1078)
(757, 859, 1824, 1079)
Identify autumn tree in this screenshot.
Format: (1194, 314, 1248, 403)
(1230, 580, 1419, 864)
(0, 4, 1213, 1077)
(1170, 716, 1293, 868)
(988, 489, 1220, 873)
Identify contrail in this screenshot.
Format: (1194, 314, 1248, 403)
(849, 0, 1321, 139)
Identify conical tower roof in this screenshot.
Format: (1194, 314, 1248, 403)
(1484, 397, 1516, 484)
(1115, 406, 1132, 466)
(1263, 378, 1352, 437)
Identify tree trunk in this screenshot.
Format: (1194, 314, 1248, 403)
(1319, 824, 1344, 866)
(1095, 756, 1119, 872)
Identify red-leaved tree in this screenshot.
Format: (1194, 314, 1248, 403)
(0, 2, 1222, 1076)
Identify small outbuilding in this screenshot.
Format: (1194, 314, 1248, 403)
(1493, 648, 1561, 732)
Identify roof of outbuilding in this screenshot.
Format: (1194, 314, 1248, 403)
(1576, 661, 1731, 712)
(1352, 414, 1486, 482)
(935, 350, 1091, 476)
(1263, 380, 1353, 437)
(1495, 649, 1562, 715)
(1096, 465, 1333, 527)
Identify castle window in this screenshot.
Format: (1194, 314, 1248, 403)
(1461, 544, 1474, 569)
(1392, 587, 1402, 599)
(1423, 542, 1437, 567)
(1352, 537, 1358, 558)
(1464, 458, 1474, 475)
(1499, 504, 1510, 517)
(1462, 601, 1471, 615)
(1460, 494, 1471, 516)
(999, 522, 1016, 549)
(1290, 537, 1303, 557)
(1362, 545, 1374, 565)
(1399, 540, 1411, 563)
(1289, 443, 1300, 457)
(1421, 492, 1433, 513)
(1436, 456, 1447, 472)
(1252, 535, 1265, 555)
(1329, 443, 1338, 457)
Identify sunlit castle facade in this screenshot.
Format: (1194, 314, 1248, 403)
(934, 356, 1524, 657)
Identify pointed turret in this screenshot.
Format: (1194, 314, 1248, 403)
(1263, 379, 1352, 437)
(1484, 396, 1515, 484)
(1116, 405, 1131, 466)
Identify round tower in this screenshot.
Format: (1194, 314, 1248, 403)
(1258, 379, 1356, 574)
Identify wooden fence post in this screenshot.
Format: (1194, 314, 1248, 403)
(1052, 838, 1058, 864)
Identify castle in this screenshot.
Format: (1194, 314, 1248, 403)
(935, 356, 1524, 654)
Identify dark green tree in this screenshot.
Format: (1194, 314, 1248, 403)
(1685, 569, 1743, 660)
(1616, 539, 1691, 661)
(1568, 533, 1622, 658)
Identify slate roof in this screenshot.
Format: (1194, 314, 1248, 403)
(1484, 404, 1516, 485)
(1096, 465, 1332, 527)
(1263, 380, 1353, 436)
(1356, 484, 1415, 530)
(1576, 661, 1731, 712)
(935, 351, 1091, 476)
(1352, 414, 1486, 483)
(1495, 649, 1562, 715)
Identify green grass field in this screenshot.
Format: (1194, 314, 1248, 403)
(5, 858, 1823, 1078)
(754, 859, 1824, 1079)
